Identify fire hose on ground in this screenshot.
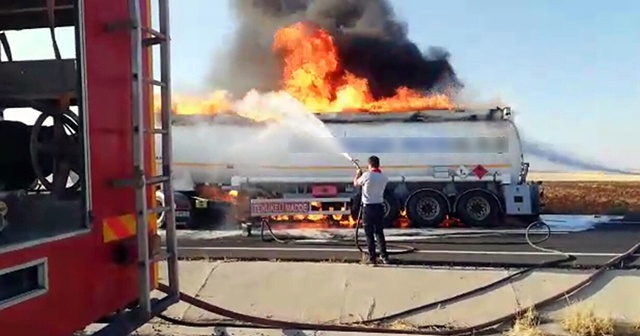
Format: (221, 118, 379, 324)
(258, 208, 554, 255)
(155, 159, 636, 334)
(256, 155, 554, 252)
(151, 210, 640, 334)
(156, 238, 639, 335)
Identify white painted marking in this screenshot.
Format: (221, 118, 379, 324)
(173, 246, 639, 258)
(159, 214, 631, 242)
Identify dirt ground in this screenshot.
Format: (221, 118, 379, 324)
(542, 181, 640, 216)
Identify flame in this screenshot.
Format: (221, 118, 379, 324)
(441, 215, 463, 228)
(156, 91, 233, 115)
(161, 22, 456, 116)
(195, 184, 238, 204)
(186, 185, 461, 230)
(269, 208, 416, 230)
(270, 201, 357, 229)
(273, 22, 454, 112)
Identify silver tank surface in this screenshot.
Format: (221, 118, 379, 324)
(159, 108, 524, 189)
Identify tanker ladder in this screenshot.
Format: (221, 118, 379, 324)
(97, 0, 179, 334)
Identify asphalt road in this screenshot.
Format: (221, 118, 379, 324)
(169, 223, 640, 269)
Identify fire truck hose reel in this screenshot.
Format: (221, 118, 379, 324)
(156, 234, 640, 335)
(29, 102, 82, 193)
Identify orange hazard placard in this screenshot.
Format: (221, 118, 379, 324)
(102, 213, 157, 243)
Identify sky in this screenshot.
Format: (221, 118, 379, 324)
(3, 0, 639, 171)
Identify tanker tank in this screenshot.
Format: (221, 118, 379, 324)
(157, 107, 541, 229)
(164, 108, 524, 188)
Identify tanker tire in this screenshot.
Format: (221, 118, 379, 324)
(351, 191, 401, 228)
(456, 190, 500, 228)
(406, 190, 448, 228)
(382, 192, 401, 228)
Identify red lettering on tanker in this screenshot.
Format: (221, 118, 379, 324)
(251, 201, 310, 216)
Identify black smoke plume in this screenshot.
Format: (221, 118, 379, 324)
(210, 0, 462, 99)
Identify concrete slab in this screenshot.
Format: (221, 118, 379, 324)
(175, 261, 640, 329)
(153, 260, 223, 319)
(87, 261, 640, 336)
(183, 262, 353, 323)
(132, 325, 433, 336)
(544, 270, 640, 321)
(338, 267, 516, 326)
(506, 269, 592, 308)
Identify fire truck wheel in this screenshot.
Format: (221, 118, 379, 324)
(350, 191, 401, 228)
(405, 190, 448, 228)
(455, 190, 500, 227)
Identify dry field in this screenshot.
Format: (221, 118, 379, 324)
(541, 181, 640, 216)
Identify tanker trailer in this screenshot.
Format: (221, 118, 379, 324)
(156, 107, 542, 229)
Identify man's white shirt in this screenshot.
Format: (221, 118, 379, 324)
(356, 171, 388, 204)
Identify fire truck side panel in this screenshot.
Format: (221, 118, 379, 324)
(0, 1, 156, 335)
(0, 236, 138, 336)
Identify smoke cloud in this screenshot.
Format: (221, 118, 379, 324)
(521, 138, 638, 175)
(209, 0, 461, 99)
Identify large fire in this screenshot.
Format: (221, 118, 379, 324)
(268, 204, 413, 230)
(162, 22, 461, 230)
(161, 22, 455, 116)
(272, 22, 453, 112)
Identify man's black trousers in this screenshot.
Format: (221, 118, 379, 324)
(362, 203, 388, 261)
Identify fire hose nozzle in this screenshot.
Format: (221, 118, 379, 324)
(351, 158, 361, 169)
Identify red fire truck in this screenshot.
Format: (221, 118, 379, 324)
(0, 1, 179, 335)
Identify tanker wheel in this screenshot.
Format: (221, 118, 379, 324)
(351, 191, 400, 228)
(406, 190, 448, 228)
(456, 190, 500, 228)
(29, 104, 82, 195)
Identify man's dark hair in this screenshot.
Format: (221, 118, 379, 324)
(368, 155, 380, 168)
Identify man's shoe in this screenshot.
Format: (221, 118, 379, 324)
(380, 256, 391, 265)
(362, 258, 378, 267)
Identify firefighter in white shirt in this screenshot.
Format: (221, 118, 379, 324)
(354, 155, 390, 265)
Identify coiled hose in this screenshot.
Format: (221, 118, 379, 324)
(258, 206, 553, 257)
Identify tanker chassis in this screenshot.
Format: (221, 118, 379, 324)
(156, 107, 543, 229)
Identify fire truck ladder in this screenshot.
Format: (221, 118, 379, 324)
(130, 0, 179, 318)
(107, 0, 179, 325)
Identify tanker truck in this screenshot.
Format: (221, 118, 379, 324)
(155, 107, 543, 229)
